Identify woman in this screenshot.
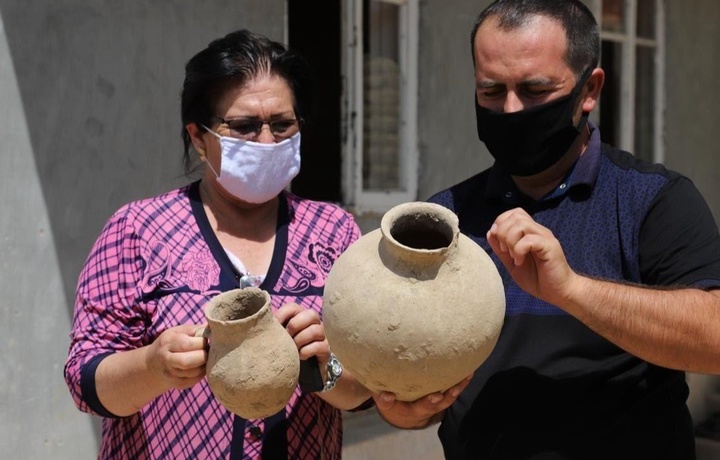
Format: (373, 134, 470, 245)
(64, 29, 372, 459)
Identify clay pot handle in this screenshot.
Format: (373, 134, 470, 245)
(194, 325, 210, 353)
(194, 325, 210, 339)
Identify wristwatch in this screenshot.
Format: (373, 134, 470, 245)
(321, 353, 343, 392)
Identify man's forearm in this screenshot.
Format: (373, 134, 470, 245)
(562, 276, 720, 373)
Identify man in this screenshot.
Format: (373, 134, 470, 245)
(373, 1, 720, 459)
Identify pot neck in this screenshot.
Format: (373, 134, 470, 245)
(379, 202, 459, 269)
(205, 288, 274, 338)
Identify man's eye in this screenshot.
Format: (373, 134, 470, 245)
(478, 89, 504, 99)
(524, 88, 552, 98)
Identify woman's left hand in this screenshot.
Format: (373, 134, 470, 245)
(275, 302, 329, 362)
(275, 302, 374, 409)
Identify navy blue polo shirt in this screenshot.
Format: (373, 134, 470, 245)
(428, 125, 720, 460)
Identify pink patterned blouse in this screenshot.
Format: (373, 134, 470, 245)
(64, 182, 363, 459)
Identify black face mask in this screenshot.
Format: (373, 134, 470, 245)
(475, 70, 591, 177)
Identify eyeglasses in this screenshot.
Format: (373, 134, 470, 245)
(212, 116, 301, 141)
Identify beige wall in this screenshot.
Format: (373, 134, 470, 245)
(664, 0, 720, 427)
(664, 0, 720, 222)
(416, 1, 493, 201)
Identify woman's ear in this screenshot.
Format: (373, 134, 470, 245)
(185, 123, 207, 159)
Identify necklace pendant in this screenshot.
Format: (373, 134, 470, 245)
(239, 273, 264, 289)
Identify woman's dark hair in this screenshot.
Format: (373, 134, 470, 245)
(470, 0, 600, 79)
(180, 29, 315, 174)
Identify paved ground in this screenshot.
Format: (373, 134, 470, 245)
(343, 409, 444, 460)
(696, 411, 720, 459)
(342, 408, 720, 459)
(696, 437, 720, 459)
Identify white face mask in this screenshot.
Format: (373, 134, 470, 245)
(202, 127, 301, 204)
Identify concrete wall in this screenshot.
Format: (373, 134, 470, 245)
(0, 1, 284, 458)
(664, 0, 720, 221)
(664, 0, 720, 425)
(416, 0, 493, 201)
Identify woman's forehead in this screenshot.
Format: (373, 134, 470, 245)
(216, 75, 295, 118)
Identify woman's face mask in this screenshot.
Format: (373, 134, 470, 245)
(202, 127, 301, 204)
(475, 69, 591, 177)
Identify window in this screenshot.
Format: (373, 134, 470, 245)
(595, 0, 665, 162)
(342, 0, 419, 214)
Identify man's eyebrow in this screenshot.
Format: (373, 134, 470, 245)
(519, 77, 555, 87)
(477, 77, 556, 89)
(477, 79, 503, 88)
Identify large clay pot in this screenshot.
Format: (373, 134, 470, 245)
(323, 202, 505, 401)
(199, 287, 300, 419)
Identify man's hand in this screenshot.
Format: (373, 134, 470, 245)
(487, 207, 578, 306)
(373, 375, 473, 430)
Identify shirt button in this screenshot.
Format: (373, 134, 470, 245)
(248, 425, 262, 440)
(559, 183, 567, 189)
(505, 191, 513, 198)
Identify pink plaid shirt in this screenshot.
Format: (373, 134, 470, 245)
(64, 182, 362, 459)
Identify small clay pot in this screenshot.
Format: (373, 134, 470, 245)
(199, 287, 300, 418)
(323, 202, 505, 401)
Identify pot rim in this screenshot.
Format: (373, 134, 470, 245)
(204, 287, 271, 325)
(380, 201, 459, 254)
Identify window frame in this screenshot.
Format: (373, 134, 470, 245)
(593, 0, 665, 163)
(341, 0, 419, 215)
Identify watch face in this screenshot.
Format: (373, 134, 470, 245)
(321, 353, 343, 392)
(328, 356, 343, 378)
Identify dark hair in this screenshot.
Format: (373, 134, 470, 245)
(470, 0, 600, 78)
(180, 29, 315, 173)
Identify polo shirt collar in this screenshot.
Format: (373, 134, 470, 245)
(485, 122, 602, 205)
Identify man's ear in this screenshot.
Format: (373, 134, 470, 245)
(581, 68, 605, 113)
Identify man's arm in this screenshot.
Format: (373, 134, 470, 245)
(561, 278, 720, 373)
(487, 207, 720, 374)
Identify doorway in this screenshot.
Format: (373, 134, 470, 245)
(288, 1, 343, 203)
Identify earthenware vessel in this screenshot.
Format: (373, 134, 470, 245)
(199, 287, 299, 418)
(323, 201, 505, 401)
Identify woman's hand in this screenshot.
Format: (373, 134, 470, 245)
(275, 302, 329, 362)
(96, 324, 207, 416)
(275, 302, 374, 409)
(145, 324, 209, 390)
